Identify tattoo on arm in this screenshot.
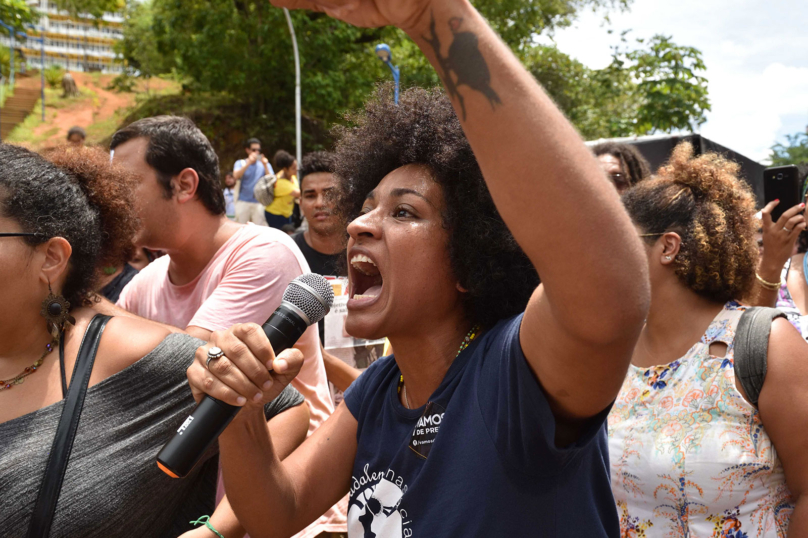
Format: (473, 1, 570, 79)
(423, 13, 502, 120)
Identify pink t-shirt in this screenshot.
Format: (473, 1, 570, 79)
(117, 224, 334, 434)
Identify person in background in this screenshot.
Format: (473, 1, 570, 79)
(265, 149, 300, 230)
(185, 0, 650, 533)
(592, 141, 651, 193)
(129, 247, 158, 271)
(107, 115, 343, 537)
(0, 144, 309, 538)
(294, 151, 344, 278)
(223, 172, 237, 220)
(66, 126, 86, 147)
(609, 142, 808, 537)
(750, 179, 808, 339)
(233, 138, 273, 225)
(98, 247, 157, 303)
(292, 151, 360, 394)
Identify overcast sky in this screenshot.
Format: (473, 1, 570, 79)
(539, 0, 807, 162)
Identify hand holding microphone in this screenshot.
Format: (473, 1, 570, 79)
(192, 327, 304, 416)
(158, 274, 334, 478)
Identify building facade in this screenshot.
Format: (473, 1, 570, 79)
(1, 0, 123, 74)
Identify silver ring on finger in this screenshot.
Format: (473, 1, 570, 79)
(784, 227, 792, 233)
(206, 347, 224, 370)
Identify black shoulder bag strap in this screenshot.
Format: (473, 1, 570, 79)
(733, 307, 785, 406)
(27, 314, 112, 538)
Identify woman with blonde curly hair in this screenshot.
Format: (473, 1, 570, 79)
(608, 142, 808, 537)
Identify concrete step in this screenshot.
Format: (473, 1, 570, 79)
(1, 87, 41, 139)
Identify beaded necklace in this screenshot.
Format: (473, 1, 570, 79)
(397, 324, 481, 409)
(1, 339, 58, 391)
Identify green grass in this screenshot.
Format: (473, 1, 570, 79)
(44, 86, 99, 109)
(85, 114, 120, 144)
(0, 84, 12, 107)
(5, 98, 54, 144)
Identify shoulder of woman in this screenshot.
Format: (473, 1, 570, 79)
(766, 317, 808, 378)
(94, 315, 176, 376)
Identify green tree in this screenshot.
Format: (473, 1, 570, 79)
(118, 0, 710, 155)
(770, 128, 808, 166)
(525, 34, 709, 139)
(115, 0, 174, 80)
(54, 0, 124, 19)
(625, 35, 709, 134)
(0, 0, 39, 31)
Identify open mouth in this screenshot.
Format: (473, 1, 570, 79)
(349, 253, 383, 301)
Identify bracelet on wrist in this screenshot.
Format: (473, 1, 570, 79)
(189, 515, 224, 538)
(755, 272, 782, 291)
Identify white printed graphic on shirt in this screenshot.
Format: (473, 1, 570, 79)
(347, 465, 413, 537)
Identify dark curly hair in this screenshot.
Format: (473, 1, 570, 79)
(592, 141, 651, 188)
(623, 142, 757, 303)
(299, 151, 336, 189)
(274, 150, 296, 172)
(0, 144, 139, 308)
(111, 116, 225, 216)
(333, 86, 540, 329)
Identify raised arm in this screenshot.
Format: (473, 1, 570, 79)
(749, 200, 805, 307)
(272, 0, 649, 423)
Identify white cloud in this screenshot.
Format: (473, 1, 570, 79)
(541, 0, 808, 162)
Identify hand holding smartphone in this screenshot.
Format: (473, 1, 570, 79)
(764, 165, 802, 222)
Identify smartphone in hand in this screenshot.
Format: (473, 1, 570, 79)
(764, 165, 802, 222)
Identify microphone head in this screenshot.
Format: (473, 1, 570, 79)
(283, 273, 335, 325)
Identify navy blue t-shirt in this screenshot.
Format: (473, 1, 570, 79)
(343, 314, 619, 537)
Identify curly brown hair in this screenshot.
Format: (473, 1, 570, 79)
(622, 142, 758, 303)
(0, 144, 140, 307)
(333, 85, 540, 329)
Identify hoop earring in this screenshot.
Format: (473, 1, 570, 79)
(40, 281, 75, 340)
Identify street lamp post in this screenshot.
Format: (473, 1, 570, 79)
(283, 8, 302, 167)
(375, 43, 399, 105)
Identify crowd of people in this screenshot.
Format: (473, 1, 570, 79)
(2, 0, 807, 537)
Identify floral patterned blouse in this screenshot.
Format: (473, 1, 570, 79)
(608, 302, 793, 538)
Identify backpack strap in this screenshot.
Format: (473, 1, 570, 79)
(733, 307, 785, 406)
(27, 314, 112, 538)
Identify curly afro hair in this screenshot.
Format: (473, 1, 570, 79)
(623, 142, 758, 303)
(0, 144, 140, 308)
(333, 85, 540, 329)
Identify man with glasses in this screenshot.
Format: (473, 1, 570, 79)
(233, 137, 274, 225)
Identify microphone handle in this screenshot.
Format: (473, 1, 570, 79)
(157, 303, 309, 478)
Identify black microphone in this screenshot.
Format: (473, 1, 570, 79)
(156, 273, 334, 478)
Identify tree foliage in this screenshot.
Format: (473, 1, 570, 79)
(526, 34, 710, 139)
(770, 128, 808, 167)
(117, 0, 710, 151)
(53, 0, 124, 20)
(115, 0, 173, 79)
(0, 0, 39, 31)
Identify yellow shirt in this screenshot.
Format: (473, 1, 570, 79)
(265, 174, 299, 218)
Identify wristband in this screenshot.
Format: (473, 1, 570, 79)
(755, 272, 782, 291)
(190, 515, 225, 538)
